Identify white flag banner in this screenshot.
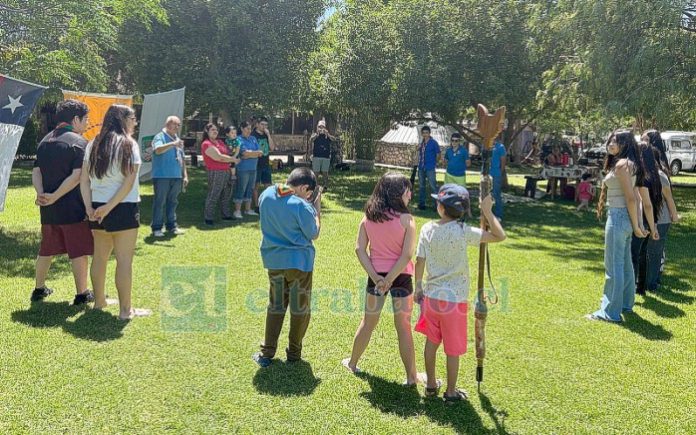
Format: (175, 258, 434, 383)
(0, 74, 46, 212)
(137, 88, 185, 182)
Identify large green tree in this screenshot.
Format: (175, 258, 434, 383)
(113, 0, 325, 116)
(534, 0, 696, 132)
(310, 0, 558, 159)
(0, 0, 165, 90)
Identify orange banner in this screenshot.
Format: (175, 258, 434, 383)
(62, 90, 133, 140)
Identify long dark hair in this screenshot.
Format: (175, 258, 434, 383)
(88, 105, 136, 179)
(597, 130, 640, 218)
(645, 130, 670, 176)
(603, 130, 640, 173)
(364, 172, 412, 223)
(638, 142, 663, 222)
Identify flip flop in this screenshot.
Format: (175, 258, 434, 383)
(119, 308, 152, 321)
(341, 358, 361, 374)
(444, 389, 469, 404)
(424, 379, 444, 398)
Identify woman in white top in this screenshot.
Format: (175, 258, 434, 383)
(588, 131, 647, 322)
(80, 104, 151, 320)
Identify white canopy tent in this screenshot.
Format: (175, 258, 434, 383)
(379, 121, 460, 147)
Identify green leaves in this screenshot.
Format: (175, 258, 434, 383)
(0, 0, 166, 91)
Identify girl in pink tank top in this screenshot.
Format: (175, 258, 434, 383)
(343, 172, 419, 386)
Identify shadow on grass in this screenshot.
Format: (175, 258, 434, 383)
(636, 294, 686, 319)
(11, 301, 84, 328)
(11, 302, 127, 342)
(357, 372, 508, 434)
(8, 166, 34, 188)
(620, 312, 672, 341)
(655, 277, 695, 305)
(62, 308, 128, 342)
(0, 228, 72, 279)
(252, 360, 321, 397)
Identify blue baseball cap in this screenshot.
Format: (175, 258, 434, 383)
(431, 184, 470, 213)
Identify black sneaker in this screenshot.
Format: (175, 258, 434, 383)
(204, 219, 214, 226)
(73, 290, 95, 306)
(30, 286, 53, 302)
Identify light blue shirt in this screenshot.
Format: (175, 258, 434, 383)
(236, 134, 260, 172)
(489, 142, 507, 178)
(151, 130, 183, 179)
(259, 185, 318, 272)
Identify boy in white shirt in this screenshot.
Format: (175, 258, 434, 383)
(414, 184, 506, 403)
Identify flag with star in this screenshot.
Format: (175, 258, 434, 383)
(0, 74, 46, 212)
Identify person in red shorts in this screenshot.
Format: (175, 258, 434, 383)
(414, 184, 506, 403)
(31, 99, 94, 305)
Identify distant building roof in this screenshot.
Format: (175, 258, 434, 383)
(379, 121, 460, 146)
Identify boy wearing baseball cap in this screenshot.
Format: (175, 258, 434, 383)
(414, 184, 505, 403)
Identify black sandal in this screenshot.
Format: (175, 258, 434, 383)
(444, 389, 469, 404)
(424, 379, 443, 398)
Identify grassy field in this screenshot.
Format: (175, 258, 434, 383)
(0, 166, 694, 434)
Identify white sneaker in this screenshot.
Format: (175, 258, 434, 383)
(233, 211, 243, 219)
(169, 227, 185, 236)
(245, 210, 259, 216)
(152, 230, 165, 237)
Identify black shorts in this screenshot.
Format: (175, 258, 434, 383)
(89, 202, 140, 232)
(366, 273, 413, 297)
(256, 164, 272, 185)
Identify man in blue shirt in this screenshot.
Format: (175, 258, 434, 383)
(416, 125, 441, 210)
(489, 139, 507, 220)
(151, 116, 188, 237)
(253, 167, 322, 367)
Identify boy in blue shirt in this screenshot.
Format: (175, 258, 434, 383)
(444, 132, 470, 186)
(416, 125, 441, 210)
(490, 139, 507, 220)
(253, 167, 322, 367)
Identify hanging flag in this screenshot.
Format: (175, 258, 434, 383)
(137, 88, 185, 181)
(62, 90, 133, 141)
(0, 74, 46, 212)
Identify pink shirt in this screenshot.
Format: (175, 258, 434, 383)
(578, 181, 594, 201)
(202, 139, 231, 171)
(363, 214, 414, 275)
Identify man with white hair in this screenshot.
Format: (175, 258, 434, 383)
(151, 116, 188, 237)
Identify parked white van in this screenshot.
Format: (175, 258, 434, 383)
(661, 131, 695, 175)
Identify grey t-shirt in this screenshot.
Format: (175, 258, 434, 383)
(657, 171, 671, 225)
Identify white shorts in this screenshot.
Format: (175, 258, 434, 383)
(312, 157, 331, 173)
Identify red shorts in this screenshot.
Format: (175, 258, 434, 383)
(39, 221, 94, 259)
(415, 297, 468, 356)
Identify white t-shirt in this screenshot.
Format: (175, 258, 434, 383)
(416, 220, 483, 303)
(84, 140, 141, 203)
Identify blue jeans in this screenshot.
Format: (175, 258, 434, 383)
(594, 208, 635, 321)
(234, 170, 256, 204)
(492, 175, 503, 219)
(632, 223, 670, 291)
(418, 168, 438, 207)
(152, 178, 182, 232)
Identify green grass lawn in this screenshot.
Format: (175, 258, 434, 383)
(1, 166, 694, 434)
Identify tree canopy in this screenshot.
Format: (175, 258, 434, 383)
(2, 0, 694, 158)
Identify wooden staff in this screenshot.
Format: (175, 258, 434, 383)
(474, 104, 506, 391)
